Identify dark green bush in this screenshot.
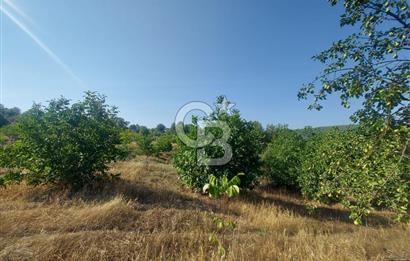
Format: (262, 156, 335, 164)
(0, 104, 20, 127)
(172, 96, 263, 191)
(262, 127, 304, 189)
(0, 92, 123, 189)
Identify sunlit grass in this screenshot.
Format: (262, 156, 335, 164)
(0, 156, 409, 260)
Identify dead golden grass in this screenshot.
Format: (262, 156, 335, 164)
(0, 156, 409, 260)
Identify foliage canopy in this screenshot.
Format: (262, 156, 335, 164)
(298, 0, 409, 127)
(0, 92, 123, 188)
(173, 96, 263, 191)
(262, 126, 305, 189)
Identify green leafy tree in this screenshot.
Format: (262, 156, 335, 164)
(298, 0, 409, 127)
(115, 117, 129, 129)
(0, 123, 21, 145)
(297, 0, 409, 224)
(0, 92, 123, 189)
(264, 124, 289, 145)
(173, 96, 263, 191)
(172, 122, 209, 189)
(129, 124, 140, 132)
(299, 127, 409, 224)
(0, 104, 21, 127)
(119, 129, 141, 159)
(169, 122, 176, 133)
(138, 125, 150, 136)
(119, 129, 154, 157)
(262, 126, 305, 189)
(155, 123, 167, 134)
(152, 133, 174, 156)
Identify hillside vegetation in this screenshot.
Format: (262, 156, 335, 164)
(0, 0, 409, 260)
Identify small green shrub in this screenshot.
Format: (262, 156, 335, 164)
(203, 173, 242, 198)
(212, 217, 236, 230)
(208, 233, 226, 258)
(0, 92, 123, 189)
(152, 133, 174, 156)
(209, 217, 237, 258)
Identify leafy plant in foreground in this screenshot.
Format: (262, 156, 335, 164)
(203, 173, 243, 198)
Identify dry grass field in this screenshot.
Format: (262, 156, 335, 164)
(0, 156, 409, 261)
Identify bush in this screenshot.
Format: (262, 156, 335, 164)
(0, 92, 123, 189)
(173, 136, 209, 190)
(152, 133, 174, 156)
(203, 173, 242, 198)
(172, 96, 263, 191)
(120, 130, 175, 158)
(299, 127, 409, 224)
(0, 123, 21, 145)
(119, 129, 158, 157)
(299, 129, 348, 203)
(262, 126, 304, 189)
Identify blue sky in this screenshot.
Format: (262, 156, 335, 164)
(1, 0, 361, 128)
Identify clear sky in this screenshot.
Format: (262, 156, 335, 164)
(1, 0, 361, 128)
